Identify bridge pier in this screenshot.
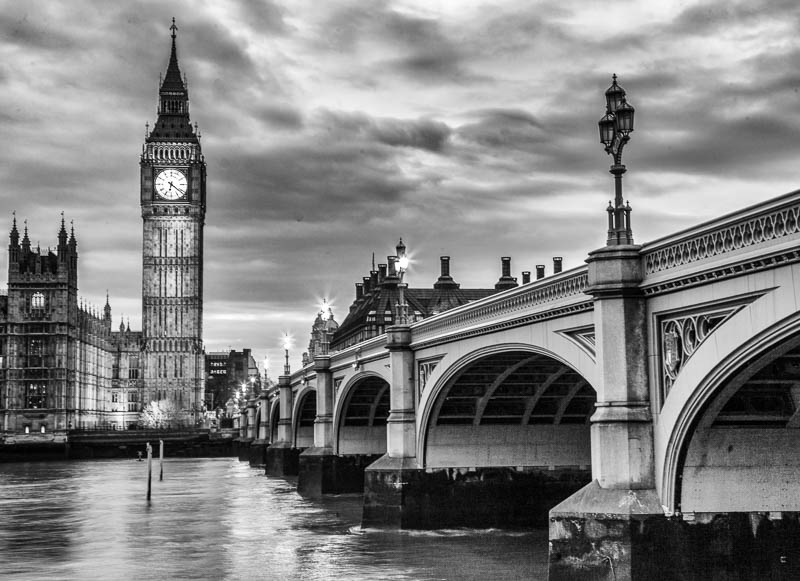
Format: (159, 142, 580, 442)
(265, 373, 299, 476)
(298, 355, 364, 496)
(362, 325, 425, 527)
(549, 245, 671, 580)
(248, 393, 270, 467)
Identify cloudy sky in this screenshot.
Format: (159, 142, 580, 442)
(1, 0, 799, 373)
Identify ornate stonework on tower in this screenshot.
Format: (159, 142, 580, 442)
(140, 20, 206, 420)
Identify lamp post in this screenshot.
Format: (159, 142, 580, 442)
(282, 334, 291, 375)
(395, 238, 410, 325)
(598, 74, 635, 245)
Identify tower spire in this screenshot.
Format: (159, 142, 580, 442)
(21, 219, 30, 252)
(58, 211, 68, 247)
(10, 211, 19, 246)
(148, 18, 196, 143)
(162, 18, 183, 92)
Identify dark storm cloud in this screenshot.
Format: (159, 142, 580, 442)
(318, 2, 481, 84)
(253, 104, 304, 130)
(0, 9, 76, 51)
(204, 109, 454, 233)
(315, 110, 451, 151)
(235, 1, 290, 35)
(671, 0, 800, 35)
(208, 140, 418, 226)
(457, 109, 546, 150)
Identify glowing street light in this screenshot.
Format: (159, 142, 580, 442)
(598, 74, 636, 246)
(282, 334, 292, 375)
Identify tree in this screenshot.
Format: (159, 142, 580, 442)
(139, 400, 188, 428)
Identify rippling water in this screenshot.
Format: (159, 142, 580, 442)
(0, 458, 548, 580)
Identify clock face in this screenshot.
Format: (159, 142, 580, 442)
(154, 169, 188, 200)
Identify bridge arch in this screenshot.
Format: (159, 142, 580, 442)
(419, 343, 597, 469)
(333, 372, 390, 455)
(292, 387, 316, 448)
(661, 310, 800, 513)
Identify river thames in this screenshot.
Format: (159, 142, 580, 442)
(0, 457, 548, 580)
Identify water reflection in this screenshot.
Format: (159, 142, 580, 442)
(0, 458, 547, 580)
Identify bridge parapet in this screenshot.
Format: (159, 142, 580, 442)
(641, 189, 800, 291)
(410, 266, 590, 348)
(329, 335, 386, 371)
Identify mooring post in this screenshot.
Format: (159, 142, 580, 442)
(159, 439, 164, 481)
(146, 442, 153, 501)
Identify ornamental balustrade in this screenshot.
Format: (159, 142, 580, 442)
(411, 268, 590, 344)
(641, 190, 800, 276)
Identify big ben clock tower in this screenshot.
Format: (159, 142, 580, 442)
(140, 19, 205, 421)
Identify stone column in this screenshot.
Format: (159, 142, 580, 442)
(385, 327, 416, 458)
(549, 245, 671, 581)
(313, 355, 334, 450)
(362, 325, 425, 528)
(265, 374, 299, 476)
(277, 375, 293, 444)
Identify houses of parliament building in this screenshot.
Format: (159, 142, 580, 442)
(0, 22, 206, 441)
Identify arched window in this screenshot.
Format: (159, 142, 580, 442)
(31, 292, 45, 310)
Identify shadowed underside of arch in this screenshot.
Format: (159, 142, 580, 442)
(425, 350, 595, 468)
(679, 338, 800, 513)
(295, 390, 316, 448)
(269, 399, 280, 444)
(338, 376, 389, 455)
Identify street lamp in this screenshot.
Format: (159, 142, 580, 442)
(395, 238, 410, 325)
(282, 334, 291, 375)
(598, 74, 635, 246)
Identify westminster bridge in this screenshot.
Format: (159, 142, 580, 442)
(236, 186, 800, 579)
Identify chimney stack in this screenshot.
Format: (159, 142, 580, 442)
(536, 265, 545, 280)
(495, 256, 518, 290)
(434, 256, 459, 289)
(522, 271, 531, 284)
(553, 256, 563, 274)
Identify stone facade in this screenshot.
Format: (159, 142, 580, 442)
(0, 218, 143, 437)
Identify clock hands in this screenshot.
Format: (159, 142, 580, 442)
(167, 181, 186, 197)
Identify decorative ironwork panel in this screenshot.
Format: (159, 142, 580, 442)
(417, 357, 443, 399)
(660, 306, 744, 401)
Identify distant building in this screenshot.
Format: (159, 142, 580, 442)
(0, 218, 145, 436)
(331, 241, 514, 351)
(204, 349, 260, 412)
(302, 303, 339, 365)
